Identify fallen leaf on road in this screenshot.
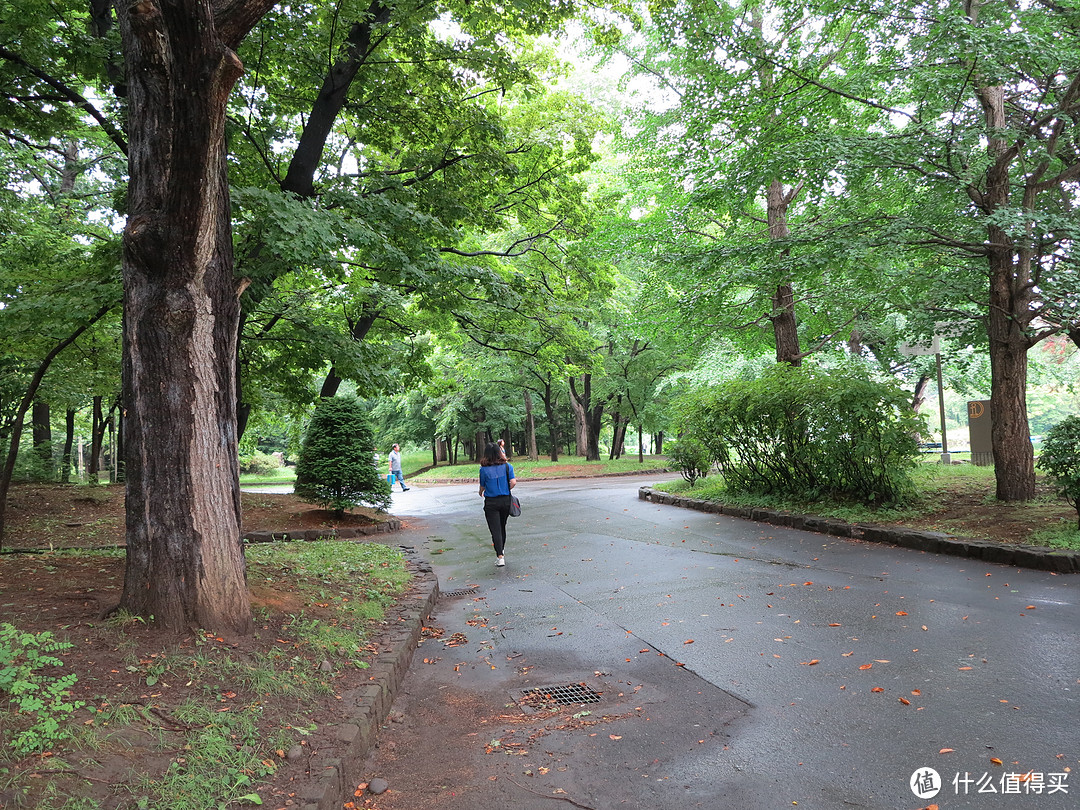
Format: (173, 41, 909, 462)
(871, 687, 884, 693)
(896, 611, 908, 616)
(800, 660, 820, 666)
(684, 639, 694, 644)
(828, 623, 842, 627)
(991, 757, 1003, 766)
(859, 663, 873, 670)
(898, 697, 911, 705)
(610, 735, 622, 740)
(939, 748, 954, 754)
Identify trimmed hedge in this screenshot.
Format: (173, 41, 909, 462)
(678, 364, 925, 505)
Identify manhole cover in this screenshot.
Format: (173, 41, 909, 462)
(518, 683, 603, 709)
(441, 588, 478, 598)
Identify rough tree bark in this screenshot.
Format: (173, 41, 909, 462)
(975, 82, 1036, 501)
(115, 0, 278, 634)
(766, 179, 803, 366)
(569, 375, 601, 461)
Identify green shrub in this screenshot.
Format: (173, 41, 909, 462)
(238, 449, 281, 475)
(1039, 415, 1080, 529)
(294, 397, 391, 515)
(678, 364, 925, 505)
(0, 623, 85, 754)
(668, 437, 712, 485)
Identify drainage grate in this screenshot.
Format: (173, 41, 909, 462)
(441, 588, 478, 598)
(518, 683, 603, 708)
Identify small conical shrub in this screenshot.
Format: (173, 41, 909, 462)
(294, 397, 391, 516)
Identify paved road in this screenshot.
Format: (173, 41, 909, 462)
(363, 475, 1078, 810)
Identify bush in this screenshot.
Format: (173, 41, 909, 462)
(668, 437, 712, 485)
(239, 450, 281, 476)
(1039, 415, 1080, 529)
(294, 397, 391, 515)
(678, 364, 925, 505)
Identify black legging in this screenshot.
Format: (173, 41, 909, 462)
(483, 494, 512, 556)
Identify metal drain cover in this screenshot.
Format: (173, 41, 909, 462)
(518, 682, 603, 709)
(441, 588, 478, 598)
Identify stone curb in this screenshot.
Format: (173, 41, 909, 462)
(243, 518, 402, 543)
(638, 486, 1080, 574)
(299, 547, 440, 810)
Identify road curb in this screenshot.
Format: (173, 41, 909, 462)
(243, 518, 402, 543)
(638, 486, 1080, 573)
(299, 546, 440, 810)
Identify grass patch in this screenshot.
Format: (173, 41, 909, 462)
(1030, 520, 1080, 550)
(238, 467, 297, 485)
(0, 541, 409, 810)
(656, 460, 1078, 548)
(411, 454, 670, 483)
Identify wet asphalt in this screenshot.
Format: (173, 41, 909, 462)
(363, 474, 1079, 810)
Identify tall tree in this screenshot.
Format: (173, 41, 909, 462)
(113, 0, 278, 634)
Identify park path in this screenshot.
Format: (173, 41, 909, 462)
(361, 474, 1078, 810)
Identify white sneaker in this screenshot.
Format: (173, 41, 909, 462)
(496, 556, 505, 567)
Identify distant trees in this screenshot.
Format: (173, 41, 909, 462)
(605, 0, 1080, 501)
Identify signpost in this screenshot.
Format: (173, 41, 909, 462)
(898, 335, 951, 464)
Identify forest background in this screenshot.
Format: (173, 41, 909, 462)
(2, 1, 1080, 807)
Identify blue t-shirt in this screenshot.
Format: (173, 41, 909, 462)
(479, 463, 515, 497)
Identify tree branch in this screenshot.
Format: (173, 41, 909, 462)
(0, 46, 127, 154)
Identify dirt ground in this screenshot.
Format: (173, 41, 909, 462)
(0, 479, 1074, 809)
(0, 484, 408, 810)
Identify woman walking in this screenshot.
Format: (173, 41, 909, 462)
(478, 441, 516, 566)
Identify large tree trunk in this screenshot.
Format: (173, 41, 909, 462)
(766, 179, 802, 366)
(115, 0, 271, 635)
(569, 375, 602, 461)
(976, 81, 1036, 502)
(568, 380, 587, 457)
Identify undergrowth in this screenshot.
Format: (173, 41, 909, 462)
(0, 539, 409, 810)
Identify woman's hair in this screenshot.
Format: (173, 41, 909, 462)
(480, 442, 506, 467)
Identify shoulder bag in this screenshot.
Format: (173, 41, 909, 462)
(505, 464, 521, 517)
